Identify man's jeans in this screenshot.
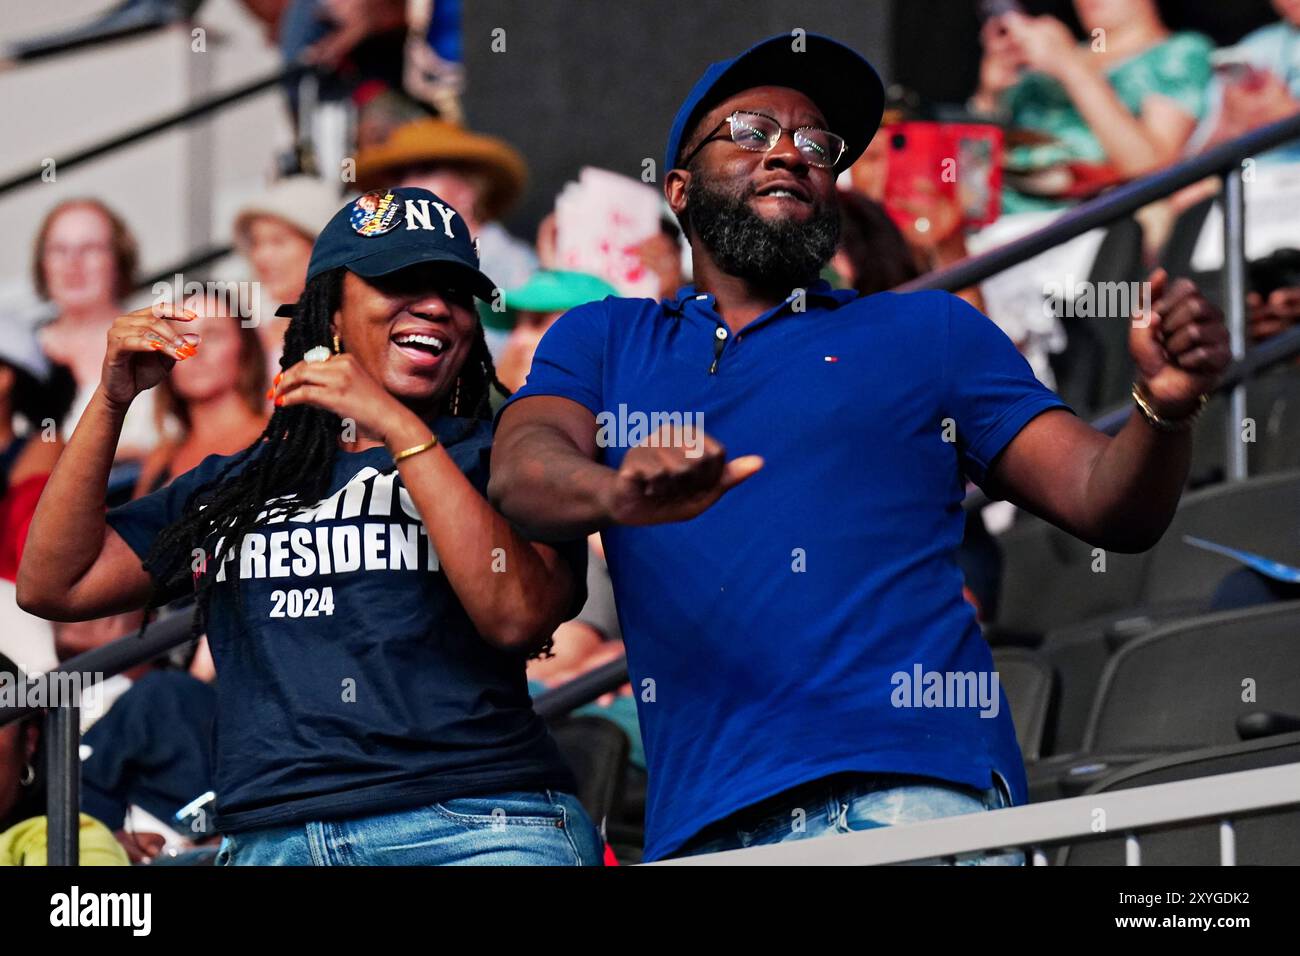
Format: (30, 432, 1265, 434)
(672, 772, 1024, 865)
(214, 790, 603, 866)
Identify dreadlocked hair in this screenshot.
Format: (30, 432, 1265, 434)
(138, 267, 523, 650)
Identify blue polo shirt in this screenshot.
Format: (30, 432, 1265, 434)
(500, 282, 1070, 861)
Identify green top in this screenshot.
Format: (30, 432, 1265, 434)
(1001, 31, 1214, 215)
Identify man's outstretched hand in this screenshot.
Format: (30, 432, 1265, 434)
(603, 425, 763, 526)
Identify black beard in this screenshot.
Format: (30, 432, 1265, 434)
(685, 173, 840, 292)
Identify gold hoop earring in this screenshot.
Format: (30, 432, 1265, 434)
(333, 334, 342, 354)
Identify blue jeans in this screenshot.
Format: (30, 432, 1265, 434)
(672, 772, 1024, 865)
(214, 791, 603, 866)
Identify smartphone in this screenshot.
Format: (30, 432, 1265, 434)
(882, 122, 1004, 231)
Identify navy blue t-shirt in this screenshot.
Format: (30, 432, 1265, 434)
(499, 282, 1071, 861)
(107, 417, 580, 833)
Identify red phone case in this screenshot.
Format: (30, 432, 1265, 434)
(883, 122, 1004, 232)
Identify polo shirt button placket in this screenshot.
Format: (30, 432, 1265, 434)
(709, 325, 728, 375)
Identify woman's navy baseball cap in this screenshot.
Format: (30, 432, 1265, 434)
(275, 186, 496, 316)
(664, 33, 885, 175)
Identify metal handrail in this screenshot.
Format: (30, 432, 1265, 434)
(534, 658, 630, 719)
(899, 111, 1300, 296)
(0, 62, 312, 196)
(656, 760, 1300, 865)
(4, 20, 175, 65)
(0, 610, 196, 727)
(2, 0, 205, 65)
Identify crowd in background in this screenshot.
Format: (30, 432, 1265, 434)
(2, 0, 1299, 864)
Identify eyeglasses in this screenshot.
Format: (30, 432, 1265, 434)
(678, 110, 846, 169)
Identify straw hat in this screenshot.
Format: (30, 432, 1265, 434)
(354, 117, 527, 222)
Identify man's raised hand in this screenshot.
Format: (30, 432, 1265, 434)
(1129, 268, 1230, 418)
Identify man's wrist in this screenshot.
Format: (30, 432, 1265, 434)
(593, 466, 623, 525)
(1132, 381, 1208, 431)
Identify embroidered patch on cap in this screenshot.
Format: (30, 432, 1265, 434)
(350, 190, 401, 237)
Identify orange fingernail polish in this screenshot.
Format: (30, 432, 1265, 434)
(274, 372, 282, 385)
(149, 341, 164, 351)
(274, 395, 284, 407)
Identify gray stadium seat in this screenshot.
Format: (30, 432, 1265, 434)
(993, 513, 1148, 637)
(1082, 602, 1300, 754)
(1027, 601, 1300, 802)
(1249, 369, 1300, 476)
(1190, 371, 1300, 486)
(1059, 731, 1300, 865)
(1040, 602, 1204, 755)
(1141, 470, 1300, 609)
(1037, 472, 1300, 754)
(996, 459, 1300, 646)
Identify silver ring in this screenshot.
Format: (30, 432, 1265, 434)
(303, 345, 332, 364)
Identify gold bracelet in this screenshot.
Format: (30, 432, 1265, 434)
(391, 434, 439, 464)
(1131, 382, 1208, 432)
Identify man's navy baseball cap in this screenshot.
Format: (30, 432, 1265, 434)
(275, 186, 496, 316)
(664, 33, 885, 175)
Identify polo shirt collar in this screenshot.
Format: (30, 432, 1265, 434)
(663, 277, 857, 316)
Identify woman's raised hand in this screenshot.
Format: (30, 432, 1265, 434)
(99, 304, 200, 410)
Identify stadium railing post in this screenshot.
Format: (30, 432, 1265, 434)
(1222, 165, 1249, 483)
(45, 699, 81, 866)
